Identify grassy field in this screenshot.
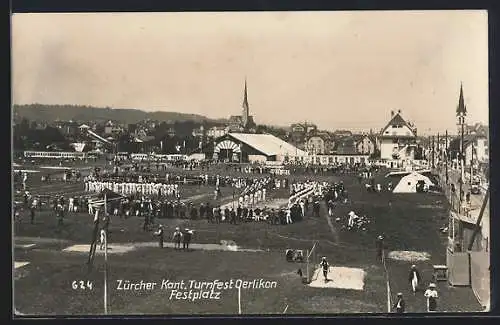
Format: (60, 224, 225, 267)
(13, 168, 483, 315)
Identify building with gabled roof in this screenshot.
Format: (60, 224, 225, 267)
(354, 134, 376, 155)
(378, 109, 418, 161)
(213, 132, 307, 163)
(448, 134, 488, 166)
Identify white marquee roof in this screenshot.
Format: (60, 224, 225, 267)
(228, 133, 308, 157)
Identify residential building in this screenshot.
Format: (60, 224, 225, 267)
(448, 134, 489, 166)
(290, 122, 317, 148)
(305, 132, 334, 155)
(466, 123, 488, 137)
(58, 120, 80, 137)
(354, 134, 376, 155)
(192, 125, 205, 137)
(378, 110, 418, 160)
(306, 135, 326, 155)
(207, 126, 229, 138)
(334, 137, 358, 155)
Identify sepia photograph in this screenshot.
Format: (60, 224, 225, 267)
(11, 10, 490, 315)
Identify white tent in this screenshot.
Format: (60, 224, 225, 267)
(393, 172, 434, 193)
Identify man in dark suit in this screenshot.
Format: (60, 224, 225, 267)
(393, 293, 406, 313)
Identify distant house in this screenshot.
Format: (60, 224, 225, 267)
(166, 127, 177, 137)
(104, 121, 124, 135)
(466, 123, 488, 137)
(448, 134, 489, 166)
(305, 132, 334, 155)
(192, 125, 205, 138)
(290, 122, 317, 148)
(306, 135, 326, 155)
(378, 110, 418, 161)
(334, 137, 358, 155)
(104, 121, 114, 135)
(59, 121, 80, 137)
(354, 134, 376, 155)
(79, 124, 91, 131)
(207, 126, 229, 139)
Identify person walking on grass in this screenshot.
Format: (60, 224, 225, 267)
(172, 227, 183, 250)
(393, 293, 406, 313)
(408, 264, 421, 295)
(99, 229, 106, 250)
(376, 235, 385, 262)
(424, 283, 439, 312)
(30, 204, 36, 225)
(320, 257, 330, 282)
(154, 225, 164, 248)
(182, 228, 194, 251)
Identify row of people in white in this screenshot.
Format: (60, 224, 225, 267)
(84, 181, 180, 197)
(288, 181, 322, 209)
(237, 177, 273, 207)
(237, 188, 267, 208)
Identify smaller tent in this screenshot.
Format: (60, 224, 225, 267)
(393, 172, 434, 193)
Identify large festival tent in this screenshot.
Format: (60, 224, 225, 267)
(392, 171, 434, 193)
(214, 132, 308, 163)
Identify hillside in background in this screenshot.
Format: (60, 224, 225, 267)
(13, 104, 227, 124)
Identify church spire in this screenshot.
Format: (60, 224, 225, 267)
(456, 82, 467, 117)
(242, 78, 249, 127)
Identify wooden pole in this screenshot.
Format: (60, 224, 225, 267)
(431, 136, 435, 169)
(470, 140, 474, 185)
(437, 133, 440, 161)
(104, 227, 108, 315)
(445, 130, 449, 184)
(467, 187, 489, 251)
(238, 287, 242, 314)
(459, 119, 465, 206)
(104, 192, 108, 315)
(306, 249, 310, 283)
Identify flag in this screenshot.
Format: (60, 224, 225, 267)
(199, 141, 203, 150)
(87, 209, 100, 271)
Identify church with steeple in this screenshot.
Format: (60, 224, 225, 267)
(228, 79, 257, 132)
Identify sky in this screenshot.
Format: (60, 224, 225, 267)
(11, 11, 488, 134)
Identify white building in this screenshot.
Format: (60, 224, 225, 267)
(448, 134, 489, 167)
(207, 126, 229, 138)
(378, 110, 418, 161)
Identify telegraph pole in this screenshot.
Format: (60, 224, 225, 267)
(445, 130, 449, 184)
(437, 133, 440, 164)
(470, 140, 474, 185)
(431, 136, 435, 169)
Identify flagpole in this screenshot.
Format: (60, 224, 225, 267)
(104, 192, 108, 315)
(238, 287, 242, 314)
(104, 227, 108, 315)
(445, 130, 449, 184)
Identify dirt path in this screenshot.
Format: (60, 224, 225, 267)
(15, 237, 72, 244)
(62, 241, 265, 254)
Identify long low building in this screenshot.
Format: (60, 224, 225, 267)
(213, 133, 308, 163)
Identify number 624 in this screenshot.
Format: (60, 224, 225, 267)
(72, 280, 93, 290)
